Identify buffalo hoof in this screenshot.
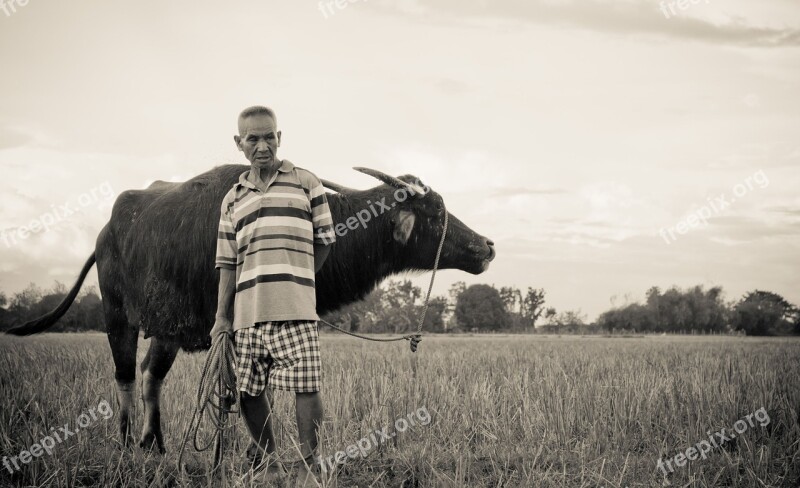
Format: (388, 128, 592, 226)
(139, 430, 165, 454)
(118, 418, 136, 448)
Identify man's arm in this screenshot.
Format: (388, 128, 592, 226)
(212, 191, 238, 338)
(307, 172, 335, 273)
(216, 267, 236, 320)
(210, 268, 236, 337)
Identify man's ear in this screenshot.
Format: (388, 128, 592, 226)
(234, 135, 243, 152)
(276, 130, 282, 148)
(393, 210, 416, 244)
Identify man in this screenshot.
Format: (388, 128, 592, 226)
(211, 105, 336, 485)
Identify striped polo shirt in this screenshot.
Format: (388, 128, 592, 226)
(215, 159, 336, 330)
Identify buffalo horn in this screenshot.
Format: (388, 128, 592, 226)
(353, 167, 413, 191)
(320, 179, 357, 194)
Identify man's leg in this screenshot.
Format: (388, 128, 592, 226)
(234, 324, 279, 468)
(296, 391, 323, 461)
(267, 321, 323, 485)
(240, 389, 277, 458)
(295, 391, 323, 487)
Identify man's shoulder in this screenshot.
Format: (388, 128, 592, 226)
(222, 184, 238, 203)
(220, 179, 243, 209)
(291, 164, 322, 188)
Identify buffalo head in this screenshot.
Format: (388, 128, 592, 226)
(322, 167, 495, 276)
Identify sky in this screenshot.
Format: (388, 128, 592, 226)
(0, 0, 798, 320)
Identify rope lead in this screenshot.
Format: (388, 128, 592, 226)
(177, 333, 239, 477)
(320, 204, 448, 353)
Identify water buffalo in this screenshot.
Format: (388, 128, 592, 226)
(7, 164, 495, 452)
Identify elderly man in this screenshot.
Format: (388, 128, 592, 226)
(211, 105, 335, 485)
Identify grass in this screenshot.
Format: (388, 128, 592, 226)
(0, 333, 798, 487)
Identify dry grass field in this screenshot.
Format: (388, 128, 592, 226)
(0, 333, 798, 487)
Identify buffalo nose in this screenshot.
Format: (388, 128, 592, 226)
(486, 239, 495, 247)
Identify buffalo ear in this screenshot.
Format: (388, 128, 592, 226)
(393, 210, 416, 244)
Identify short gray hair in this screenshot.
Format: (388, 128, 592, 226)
(238, 106, 277, 133)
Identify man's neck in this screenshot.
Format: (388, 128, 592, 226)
(248, 162, 280, 191)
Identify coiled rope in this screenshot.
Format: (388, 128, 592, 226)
(177, 333, 239, 476)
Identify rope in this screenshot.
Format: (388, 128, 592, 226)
(416, 209, 448, 336)
(177, 333, 239, 476)
(318, 319, 416, 342)
(320, 204, 449, 353)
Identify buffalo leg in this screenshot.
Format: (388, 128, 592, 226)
(106, 309, 139, 447)
(139, 337, 179, 453)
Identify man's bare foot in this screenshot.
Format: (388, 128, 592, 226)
(246, 443, 263, 468)
(240, 456, 287, 485)
(294, 462, 319, 488)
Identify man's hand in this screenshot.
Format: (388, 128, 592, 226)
(210, 316, 234, 339)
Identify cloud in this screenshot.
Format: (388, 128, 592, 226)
(431, 77, 472, 95)
(0, 125, 33, 150)
(711, 142, 800, 170)
(707, 214, 800, 241)
(369, 0, 800, 47)
(764, 205, 800, 217)
(492, 186, 567, 197)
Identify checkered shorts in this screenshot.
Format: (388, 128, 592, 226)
(234, 321, 321, 395)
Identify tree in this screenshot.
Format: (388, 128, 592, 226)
(455, 284, 510, 331)
(446, 281, 466, 329)
(9, 283, 42, 315)
(0, 282, 107, 332)
(499, 286, 519, 314)
(598, 304, 651, 332)
(553, 309, 587, 327)
(521, 288, 546, 327)
(645, 286, 662, 331)
(79, 292, 105, 331)
(379, 280, 422, 333)
(733, 290, 797, 336)
(422, 296, 448, 332)
(599, 285, 731, 333)
(322, 286, 384, 332)
(448, 281, 466, 310)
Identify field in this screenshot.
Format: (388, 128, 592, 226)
(0, 333, 798, 487)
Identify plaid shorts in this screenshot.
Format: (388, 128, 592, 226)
(234, 320, 321, 395)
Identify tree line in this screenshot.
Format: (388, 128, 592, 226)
(0, 283, 105, 333)
(1, 281, 797, 336)
(598, 286, 799, 336)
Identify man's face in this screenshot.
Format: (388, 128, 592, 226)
(234, 114, 281, 171)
